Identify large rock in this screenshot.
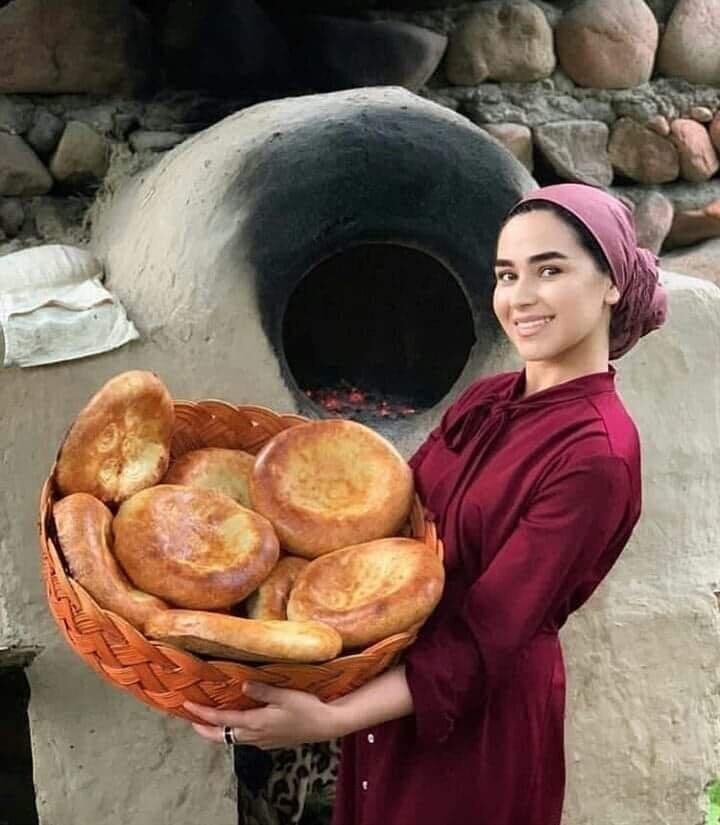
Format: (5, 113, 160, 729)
(608, 118, 679, 184)
(445, 1, 555, 86)
(160, 0, 290, 93)
(632, 191, 674, 254)
(555, 0, 658, 89)
(25, 110, 65, 157)
(664, 200, 720, 251)
(49, 122, 109, 186)
(534, 120, 613, 187)
(283, 15, 447, 92)
(0, 133, 52, 196)
(657, 0, 720, 85)
(0, 0, 153, 95)
(481, 123, 534, 173)
(669, 119, 719, 183)
(711, 113, 720, 154)
(662, 237, 720, 286)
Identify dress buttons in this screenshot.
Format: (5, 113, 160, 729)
(362, 780, 369, 791)
(367, 733, 375, 743)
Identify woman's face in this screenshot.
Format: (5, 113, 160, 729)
(493, 209, 620, 365)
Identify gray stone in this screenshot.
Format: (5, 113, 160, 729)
(445, 1, 555, 85)
(0, 0, 154, 94)
(0, 96, 34, 135)
(129, 131, 186, 153)
(0, 133, 52, 195)
(534, 120, 612, 186)
(657, 0, 720, 86)
(608, 117, 679, 184)
(25, 110, 65, 155)
(161, 0, 289, 93)
(647, 115, 671, 137)
(0, 198, 25, 236)
(288, 15, 448, 92)
(49, 122, 110, 186)
(633, 191, 674, 254)
(689, 106, 714, 124)
(66, 104, 117, 136)
(661, 236, 720, 285)
(612, 180, 720, 214)
(556, 0, 658, 89)
(481, 123, 533, 172)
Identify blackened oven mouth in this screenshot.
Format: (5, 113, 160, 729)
(282, 242, 475, 427)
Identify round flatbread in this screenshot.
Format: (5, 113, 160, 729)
(245, 556, 309, 620)
(287, 537, 444, 648)
(56, 370, 174, 504)
(145, 610, 342, 663)
(113, 484, 280, 610)
(53, 492, 169, 631)
(249, 419, 414, 558)
(162, 448, 255, 508)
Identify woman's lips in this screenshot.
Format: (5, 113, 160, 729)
(514, 316, 554, 337)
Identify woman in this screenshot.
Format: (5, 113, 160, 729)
(185, 183, 668, 825)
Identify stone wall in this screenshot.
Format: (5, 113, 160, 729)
(3, 0, 720, 258)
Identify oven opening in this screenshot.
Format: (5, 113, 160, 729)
(283, 243, 475, 424)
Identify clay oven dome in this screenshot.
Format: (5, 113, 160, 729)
(97, 86, 533, 438)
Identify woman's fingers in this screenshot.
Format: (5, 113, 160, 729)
(190, 722, 225, 743)
(183, 700, 248, 727)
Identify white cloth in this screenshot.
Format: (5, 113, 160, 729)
(0, 244, 139, 367)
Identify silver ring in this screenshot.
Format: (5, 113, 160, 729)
(223, 726, 235, 746)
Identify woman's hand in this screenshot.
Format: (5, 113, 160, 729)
(184, 682, 343, 750)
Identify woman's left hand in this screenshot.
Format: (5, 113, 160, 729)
(184, 682, 342, 750)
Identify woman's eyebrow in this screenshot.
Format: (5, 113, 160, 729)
(494, 251, 570, 267)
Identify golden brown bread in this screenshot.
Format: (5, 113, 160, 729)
(112, 484, 280, 610)
(249, 419, 415, 558)
(245, 556, 309, 620)
(56, 370, 174, 504)
(287, 537, 444, 648)
(145, 609, 343, 663)
(162, 448, 255, 508)
(53, 492, 169, 631)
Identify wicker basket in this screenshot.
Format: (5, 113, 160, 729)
(39, 400, 442, 722)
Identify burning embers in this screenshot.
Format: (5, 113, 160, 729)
(304, 382, 418, 422)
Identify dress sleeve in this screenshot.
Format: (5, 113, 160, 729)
(404, 453, 636, 745)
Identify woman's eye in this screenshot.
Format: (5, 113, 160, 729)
(495, 271, 515, 283)
(539, 266, 559, 277)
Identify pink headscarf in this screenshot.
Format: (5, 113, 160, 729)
(508, 183, 668, 360)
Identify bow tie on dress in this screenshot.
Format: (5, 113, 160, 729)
(441, 395, 520, 453)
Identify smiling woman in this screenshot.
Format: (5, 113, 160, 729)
(493, 201, 621, 394)
(186, 184, 669, 825)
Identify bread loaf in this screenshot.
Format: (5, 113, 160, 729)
(162, 448, 255, 508)
(145, 610, 343, 663)
(245, 556, 309, 620)
(250, 419, 414, 558)
(56, 370, 174, 504)
(287, 537, 444, 648)
(113, 484, 280, 609)
(53, 492, 169, 631)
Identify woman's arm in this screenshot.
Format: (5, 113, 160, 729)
(184, 664, 413, 749)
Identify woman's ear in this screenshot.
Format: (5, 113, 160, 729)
(605, 282, 621, 306)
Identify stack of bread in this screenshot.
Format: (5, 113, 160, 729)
(51, 370, 444, 666)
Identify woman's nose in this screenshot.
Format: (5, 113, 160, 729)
(509, 275, 538, 306)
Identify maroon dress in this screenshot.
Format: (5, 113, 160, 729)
(331, 367, 642, 825)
